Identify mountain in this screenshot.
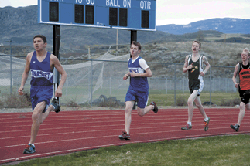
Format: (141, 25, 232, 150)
(156, 18, 250, 35)
(0, 5, 168, 49)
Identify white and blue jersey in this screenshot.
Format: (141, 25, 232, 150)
(125, 56, 150, 108)
(30, 51, 53, 111)
(30, 51, 53, 86)
(128, 56, 149, 93)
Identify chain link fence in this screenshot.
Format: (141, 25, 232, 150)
(0, 51, 239, 108)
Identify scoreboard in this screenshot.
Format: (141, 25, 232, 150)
(38, 0, 156, 31)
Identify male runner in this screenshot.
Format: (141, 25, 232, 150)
(231, 48, 250, 131)
(18, 35, 67, 154)
(181, 41, 211, 131)
(118, 41, 158, 140)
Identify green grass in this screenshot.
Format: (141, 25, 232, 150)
(148, 92, 239, 107)
(12, 134, 250, 166)
(0, 86, 239, 107)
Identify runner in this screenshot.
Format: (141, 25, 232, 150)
(119, 41, 158, 140)
(181, 41, 211, 131)
(18, 35, 67, 154)
(231, 48, 250, 131)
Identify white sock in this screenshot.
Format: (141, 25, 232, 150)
(29, 143, 35, 147)
(204, 117, 208, 121)
(187, 122, 192, 126)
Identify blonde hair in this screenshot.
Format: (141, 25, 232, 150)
(241, 48, 249, 56)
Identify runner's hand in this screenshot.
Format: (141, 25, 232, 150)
(55, 88, 62, 97)
(18, 86, 24, 95)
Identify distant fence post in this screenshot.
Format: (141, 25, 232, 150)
(165, 77, 167, 94)
(90, 59, 93, 107)
(174, 63, 176, 107)
(209, 66, 212, 107)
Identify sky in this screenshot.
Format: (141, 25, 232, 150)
(0, 0, 250, 25)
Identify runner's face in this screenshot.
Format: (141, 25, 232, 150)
(33, 37, 46, 51)
(241, 52, 249, 61)
(192, 42, 200, 53)
(130, 44, 140, 57)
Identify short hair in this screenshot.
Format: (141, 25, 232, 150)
(131, 41, 141, 50)
(33, 35, 46, 43)
(242, 48, 250, 56)
(193, 40, 201, 48)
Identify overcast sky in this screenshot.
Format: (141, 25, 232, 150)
(0, 0, 249, 25)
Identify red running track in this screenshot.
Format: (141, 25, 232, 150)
(0, 108, 250, 165)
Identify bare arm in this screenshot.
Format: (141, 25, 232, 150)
(232, 64, 239, 88)
(18, 53, 32, 95)
(51, 55, 67, 97)
(183, 55, 193, 73)
(129, 68, 152, 77)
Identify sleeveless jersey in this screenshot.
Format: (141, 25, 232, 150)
(30, 51, 53, 86)
(188, 55, 204, 81)
(238, 63, 250, 90)
(128, 56, 149, 92)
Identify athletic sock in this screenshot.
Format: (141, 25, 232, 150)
(204, 117, 208, 121)
(187, 122, 192, 126)
(29, 143, 35, 147)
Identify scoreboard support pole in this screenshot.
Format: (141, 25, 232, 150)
(131, 30, 137, 43)
(53, 25, 61, 102)
(131, 30, 137, 110)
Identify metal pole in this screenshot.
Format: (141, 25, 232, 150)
(174, 64, 176, 107)
(209, 67, 212, 107)
(10, 39, 12, 94)
(131, 30, 137, 43)
(165, 77, 167, 94)
(116, 29, 118, 56)
(90, 59, 93, 107)
(110, 77, 112, 95)
(53, 25, 60, 100)
(131, 30, 137, 110)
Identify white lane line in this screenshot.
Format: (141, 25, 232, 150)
(0, 130, 25, 133)
(44, 151, 63, 155)
(61, 137, 96, 142)
(67, 147, 91, 152)
(0, 158, 16, 162)
(5, 144, 26, 148)
(0, 137, 15, 139)
(103, 135, 118, 138)
(57, 129, 102, 135)
(4, 141, 57, 148)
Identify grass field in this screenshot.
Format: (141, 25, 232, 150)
(12, 134, 250, 166)
(0, 85, 240, 108)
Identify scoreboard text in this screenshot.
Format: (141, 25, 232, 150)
(38, 0, 156, 31)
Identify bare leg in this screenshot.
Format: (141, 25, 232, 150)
(238, 102, 246, 126)
(194, 96, 208, 119)
(187, 91, 198, 123)
(125, 101, 134, 134)
(29, 101, 46, 144)
(137, 105, 154, 117)
(39, 105, 54, 124)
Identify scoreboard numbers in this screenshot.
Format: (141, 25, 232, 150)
(39, 0, 156, 31)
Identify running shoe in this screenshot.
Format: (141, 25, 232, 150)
(181, 124, 192, 130)
(23, 144, 36, 154)
(51, 98, 60, 113)
(150, 102, 158, 113)
(230, 124, 240, 132)
(204, 117, 210, 131)
(118, 131, 130, 140)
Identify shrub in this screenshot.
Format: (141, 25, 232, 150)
(220, 98, 240, 107)
(176, 96, 187, 106)
(3, 92, 31, 108)
(65, 100, 79, 107)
